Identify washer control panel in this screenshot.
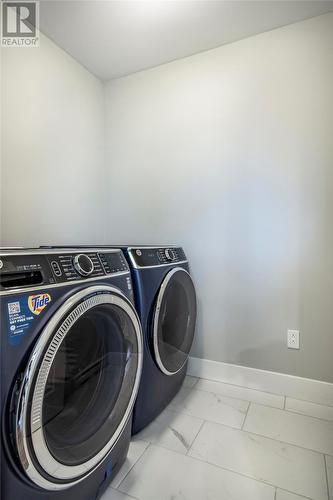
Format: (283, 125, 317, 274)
(99, 251, 128, 274)
(0, 249, 129, 291)
(129, 247, 187, 267)
(46, 252, 105, 281)
(46, 251, 129, 282)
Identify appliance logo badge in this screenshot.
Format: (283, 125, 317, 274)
(28, 293, 51, 315)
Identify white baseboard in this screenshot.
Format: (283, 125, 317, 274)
(188, 356, 333, 407)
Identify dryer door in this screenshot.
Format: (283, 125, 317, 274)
(15, 285, 142, 491)
(153, 268, 197, 376)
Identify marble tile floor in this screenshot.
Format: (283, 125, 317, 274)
(102, 375, 333, 500)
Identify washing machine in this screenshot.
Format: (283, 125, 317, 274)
(0, 248, 143, 500)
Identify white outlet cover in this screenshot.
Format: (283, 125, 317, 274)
(287, 329, 300, 349)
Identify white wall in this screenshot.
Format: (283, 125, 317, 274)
(104, 13, 333, 383)
(1, 33, 105, 247)
(1, 14, 332, 384)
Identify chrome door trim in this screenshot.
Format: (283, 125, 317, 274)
(15, 285, 143, 491)
(0, 270, 130, 296)
(152, 267, 194, 376)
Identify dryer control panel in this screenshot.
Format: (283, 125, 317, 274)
(0, 249, 129, 292)
(128, 247, 187, 268)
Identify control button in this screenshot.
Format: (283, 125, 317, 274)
(73, 254, 94, 277)
(51, 261, 62, 277)
(136, 249, 142, 256)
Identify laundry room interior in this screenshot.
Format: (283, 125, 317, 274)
(1, 1, 333, 500)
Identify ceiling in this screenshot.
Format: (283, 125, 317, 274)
(40, 1, 333, 81)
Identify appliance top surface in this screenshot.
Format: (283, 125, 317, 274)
(127, 245, 178, 249)
(0, 247, 122, 255)
(39, 244, 178, 249)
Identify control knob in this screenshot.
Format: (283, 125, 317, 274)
(165, 248, 176, 261)
(73, 254, 94, 276)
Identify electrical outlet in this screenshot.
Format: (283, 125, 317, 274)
(287, 330, 300, 349)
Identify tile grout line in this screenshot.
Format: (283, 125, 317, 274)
(285, 396, 333, 409)
(324, 454, 331, 500)
(191, 381, 333, 421)
(277, 487, 315, 500)
(186, 385, 284, 410)
(140, 439, 196, 459)
(115, 442, 151, 491)
(169, 396, 333, 457)
(168, 404, 250, 435)
(137, 415, 330, 462)
(110, 487, 140, 500)
(194, 375, 333, 408)
(110, 409, 325, 497)
(186, 448, 317, 500)
(281, 407, 333, 425)
(236, 423, 333, 457)
(227, 392, 332, 424)
(192, 386, 333, 423)
(106, 441, 314, 500)
(180, 385, 333, 448)
(241, 401, 251, 430)
(186, 418, 206, 456)
(285, 395, 333, 409)
(187, 379, 282, 410)
(191, 376, 199, 389)
(194, 403, 333, 457)
(194, 375, 286, 398)
(280, 392, 333, 409)
(110, 441, 328, 500)
(253, 400, 333, 425)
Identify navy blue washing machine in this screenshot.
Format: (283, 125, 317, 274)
(123, 246, 197, 433)
(0, 248, 143, 500)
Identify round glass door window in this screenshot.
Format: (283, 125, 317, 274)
(15, 287, 142, 490)
(153, 268, 197, 375)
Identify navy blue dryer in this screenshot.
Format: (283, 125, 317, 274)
(124, 246, 197, 434)
(0, 248, 142, 500)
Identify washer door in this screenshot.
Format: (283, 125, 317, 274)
(153, 268, 197, 376)
(15, 285, 142, 491)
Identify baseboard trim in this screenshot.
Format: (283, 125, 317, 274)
(188, 357, 333, 407)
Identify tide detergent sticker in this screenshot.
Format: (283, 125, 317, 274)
(28, 293, 51, 315)
(7, 292, 52, 346)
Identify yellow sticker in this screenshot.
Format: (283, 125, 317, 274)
(28, 293, 51, 315)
